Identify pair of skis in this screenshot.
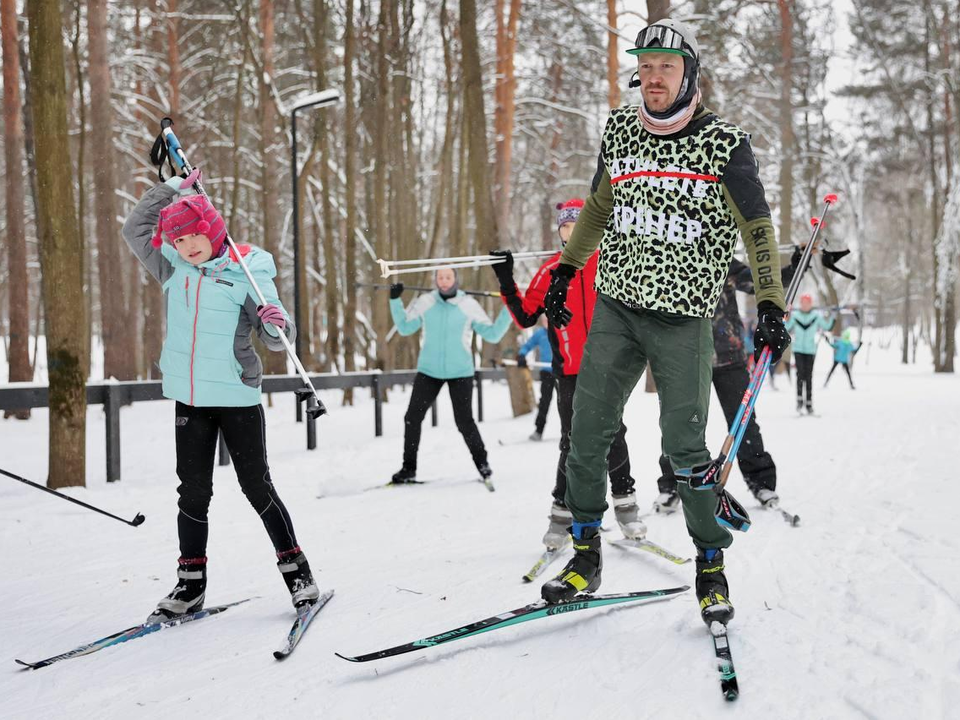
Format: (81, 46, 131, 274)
(15, 591, 334, 670)
(335, 584, 738, 701)
(371, 474, 494, 492)
(15, 586, 738, 701)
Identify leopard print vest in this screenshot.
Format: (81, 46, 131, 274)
(597, 107, 748, 318)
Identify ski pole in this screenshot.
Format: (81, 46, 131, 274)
(382, 249, 554, 267)
(377, 251, 556, 279)
(158, 118, 326, 419)
(0, 467, 146, 527)
(715, 193, 838, 488)
(355, 282, 500, 298)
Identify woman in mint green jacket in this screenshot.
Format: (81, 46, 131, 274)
(388, 268, 513, 484)
(785, 293, 835, 414)
(122, 172, 320, 623)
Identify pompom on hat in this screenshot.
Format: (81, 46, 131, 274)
(151, 183, 227, 256)
(556, 198, 585, 229)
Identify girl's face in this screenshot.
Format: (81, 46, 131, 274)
(435, 268, 456, 292)
(799, 296, 813, 312)
(174, 233, 213, 265)
(559, 221, 576, 244)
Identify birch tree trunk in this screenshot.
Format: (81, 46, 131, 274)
(2, 0, 32, 417)
(258, 0, 287, 374)
(27, 0, 87, 487)
(493, 0, 520, 237)
(89, 0, 135, 380)
(606, 0, 620, 109)
(646, 0, 669, 22)
(141, 0, 166, 379)
(777, 0, 795, 248)
(313, 0, 340, 372)
(459, 0, 499, 248)
(342, 0, 358, 403)
(371, 0, 392, 373)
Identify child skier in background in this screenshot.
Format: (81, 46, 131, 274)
(824, 328, 861, 389)
(517, 314, 555, 441)
(122, 169, 320, 623)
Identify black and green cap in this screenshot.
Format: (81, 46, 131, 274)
(627, 18, 699, 60)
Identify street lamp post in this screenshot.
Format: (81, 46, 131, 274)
(289, 89, 340, 446)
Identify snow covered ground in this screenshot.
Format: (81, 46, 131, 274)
(1, 337, 958, 719)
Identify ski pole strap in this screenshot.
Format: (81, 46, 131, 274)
(149, 133, 175, 182)
(715, 490, 751, 532)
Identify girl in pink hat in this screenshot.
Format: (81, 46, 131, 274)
(123, 170, 321, 623)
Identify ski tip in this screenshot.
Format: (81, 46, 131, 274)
(521, 576, 533, 583)
(724, 688, 740, 702)
(273, 650, 289, 661)
(334, 652, 361, 663)
(14, 659, 38, 670)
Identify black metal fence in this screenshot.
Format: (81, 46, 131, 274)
(0, 368, 507, 483)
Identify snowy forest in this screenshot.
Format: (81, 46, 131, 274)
(2, 0, 960, 485)
(2, 3, 960, 715)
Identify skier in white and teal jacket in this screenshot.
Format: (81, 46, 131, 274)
(785, 293, 835, 413)
(387, 267, 513, 484)
(122, 169, 320, 622)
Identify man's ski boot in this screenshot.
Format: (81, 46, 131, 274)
(805, 402, 815, 415)
(612, 492, 646, 539)
(478, 462, 493, 481)
(391, 467, 417, 484)
(542, 501, 572, 549)
(277, 549, 320, 608)
(147, 557, 207, 624)
(529, 431, 543, 442)
(696, 548, 734, 626)
(653, 489, 680, 514)
(541, 522, 602, 604)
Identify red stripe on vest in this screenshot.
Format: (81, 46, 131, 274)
(610, 170, 719, 184)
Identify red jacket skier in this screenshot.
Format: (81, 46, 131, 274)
(490, 199, 640, 550)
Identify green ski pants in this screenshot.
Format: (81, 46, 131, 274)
(565, 295, 732, 550)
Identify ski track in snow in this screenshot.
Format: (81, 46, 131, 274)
(1, 338, 958, 719)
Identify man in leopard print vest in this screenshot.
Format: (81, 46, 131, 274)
(540, 19, 791, 629)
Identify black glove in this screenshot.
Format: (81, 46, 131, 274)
(516, 355, 528, 369)
(790, 245, 803, 271)
(544, 264, 576, 327)
(754, 301, 790, 364)
(490, 250, 515, 294)
(822, 249, 857, 280)
(389, 282, 404, 299)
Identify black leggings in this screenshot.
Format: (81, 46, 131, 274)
(402, 373, 487, 472)
(174, 402, 300, 559)
(795, 353, 815, 405)
(555, 374, 633, 504)
(824, 361, 854, 388)
(534, 370, 556, 434)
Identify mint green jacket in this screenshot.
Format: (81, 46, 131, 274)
(391, 291, 512, 379)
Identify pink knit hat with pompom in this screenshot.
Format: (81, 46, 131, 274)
(151, 193, 227, 255)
